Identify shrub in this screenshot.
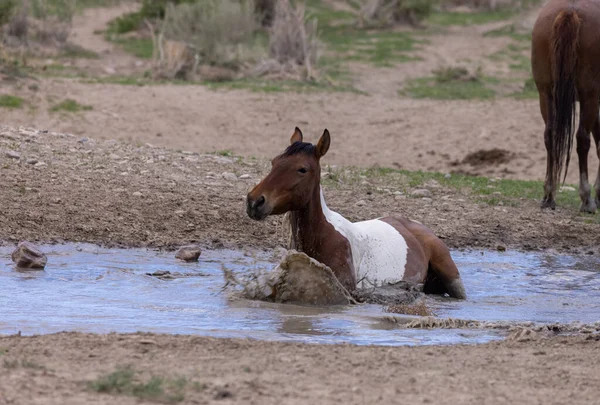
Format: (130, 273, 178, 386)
(152, 0, 260, 79)
(0, 0, 17, 27)
(254, 0, 275, 26)
(267, 0, 319, 76)
(358, 0, 435, 27)
(1, 0, 74, 46)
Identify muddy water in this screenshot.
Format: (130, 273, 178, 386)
(1, 245, 599, 346)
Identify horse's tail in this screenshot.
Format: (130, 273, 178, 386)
(550, 8, 581, 184)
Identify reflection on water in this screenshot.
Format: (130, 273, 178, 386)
(0, 244, 599, 346)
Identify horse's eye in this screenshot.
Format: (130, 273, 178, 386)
(298, 168, 308, 174)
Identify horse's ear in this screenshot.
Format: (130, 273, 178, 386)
(290, 127, 303, 144)
(316, 129, 330, 158)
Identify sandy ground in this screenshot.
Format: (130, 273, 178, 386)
(0, 332, 599, 405)
(4, 81, 559, 181)
(3, 1, 597, 184)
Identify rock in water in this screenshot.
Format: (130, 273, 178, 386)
(270, 251, 355, 305)
(11, 242, 47, 270)
(175, 245, 201, 262)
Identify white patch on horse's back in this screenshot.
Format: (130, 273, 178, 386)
(320, 189, 408, 288)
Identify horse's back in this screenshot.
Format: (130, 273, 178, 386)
(533, 0, 600, 93)
(348, 218, 410, 287)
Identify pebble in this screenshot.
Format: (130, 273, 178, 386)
(26, 158, 38, 165)
(239, 174, 252, 179)
(222, 172, 238, 182)
(34, 162, 46, 168)
(109, 153, 120, 160)
(410, 189, 432, 198)
(132, 191, 143, 197)
(6, 151, 20, 159)
(356, 200, 366, 207)
(444, 173, 451, 179)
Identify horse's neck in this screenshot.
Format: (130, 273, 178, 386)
(288, 187, 351, 253)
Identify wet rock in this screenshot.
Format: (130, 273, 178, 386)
(175, 245, 201, 262)
(6, 151, 20, 160)
(410, 189, 432, 198)
(146, 270, 208, 280)
(270, 251, 355, 305)
(224, 251, 355, 305)
(11, 241, 47, 270)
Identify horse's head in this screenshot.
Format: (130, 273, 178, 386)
(246, 127, 330, 220)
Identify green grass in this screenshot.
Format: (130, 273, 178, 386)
(403, 76, 496, 100)
(88, 366, 187, 403)
(483, 24, 532, 42)
(0, 94, 24, 109)
(427, 10, 515, 26)
(50, 99, 93, 113)
(110, 37, 154, 59)
(305, 0, 424, 67)
(81, 75, 149, 86)
(511, 77, 538, 99)
(214, 150, 234, 157)
(206, 77, 364, 94)
(323, 165, 582, 209)
(60, 45, 99, 59)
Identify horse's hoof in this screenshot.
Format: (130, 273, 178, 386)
(540, 198, 556, 210)
(579, 200, 597, 214)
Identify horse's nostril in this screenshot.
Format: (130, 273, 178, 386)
(255, 196, 265, 208)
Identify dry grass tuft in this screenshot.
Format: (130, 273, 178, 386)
(1, 0, 73, 50)
(150, 0, 259, 80)
(358, 0, 435, 28)
(254, 0, 320, 80)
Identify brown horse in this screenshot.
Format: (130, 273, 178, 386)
(246, 128, 466, 299)
(532, 0, 600, 212)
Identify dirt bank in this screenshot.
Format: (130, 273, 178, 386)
(0, 332, 598, 404)
(2, 125, 600, 254)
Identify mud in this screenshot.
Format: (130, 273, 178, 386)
(4, 125, 600, 255)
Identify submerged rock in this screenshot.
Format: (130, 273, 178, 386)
(11, 241, 47, 270)
(175, 245, 201, 262)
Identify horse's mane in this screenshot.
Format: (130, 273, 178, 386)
(282, 212, 302, 251)
(283, 141, 315, 157)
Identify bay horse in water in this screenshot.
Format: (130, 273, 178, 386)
(532, 0, 600, 212)
(246, 128, 466, 299)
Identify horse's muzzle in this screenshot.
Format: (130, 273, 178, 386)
(246, 194, 269, 221)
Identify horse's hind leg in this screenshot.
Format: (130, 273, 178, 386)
(424, 240, 466, 299)
(539, 91, 557, 209)
(577, 91, 599, 213)
(591, 112, 600, 206)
